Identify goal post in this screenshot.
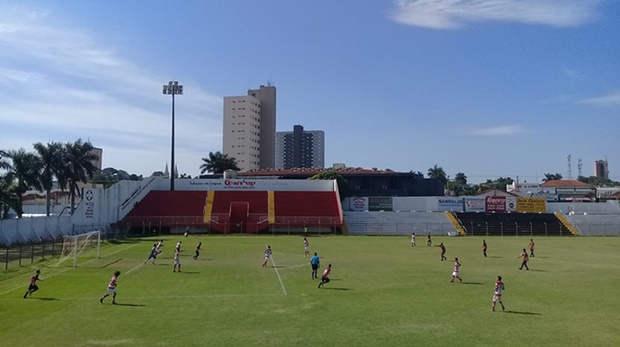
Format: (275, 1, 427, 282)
(60, 230, 101, 267)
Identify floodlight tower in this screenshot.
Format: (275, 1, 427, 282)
(163, 81, 183, 191)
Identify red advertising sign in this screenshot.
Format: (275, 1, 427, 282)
(485, 196, 506, 212)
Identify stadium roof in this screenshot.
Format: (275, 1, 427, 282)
(540, 180, 594, 188)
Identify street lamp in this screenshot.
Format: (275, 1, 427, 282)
(162, 81, 183, 191)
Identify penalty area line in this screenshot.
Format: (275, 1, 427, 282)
(267, 246, 287, 296)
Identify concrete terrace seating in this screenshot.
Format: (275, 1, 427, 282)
(344, 211, 454, 235)
(454, 212, 572, 236)
(123, 191, 208, 226)
(567, 214, 620, 236)
(273, 191, 340, 225)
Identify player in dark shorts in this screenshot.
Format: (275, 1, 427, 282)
(193, 242, 203, 260)
(427, 233, 432, 247)
(436, 242, 447, 261)
(24, 269, 42, 298)
(318, 264, 332, 288)
(310, 252, 320, 280)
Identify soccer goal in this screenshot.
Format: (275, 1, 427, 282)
(59, 230, 101, 267)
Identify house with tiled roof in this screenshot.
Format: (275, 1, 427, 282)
(539, 180, 596, 202)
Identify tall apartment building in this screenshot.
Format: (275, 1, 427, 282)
(223, 85, 276, 171)
(594, 160, 609, 179)
(276, 125, 325, 169)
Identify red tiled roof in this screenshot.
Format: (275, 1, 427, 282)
(539, 180, 594, 188)
(475, 188, 519, 197)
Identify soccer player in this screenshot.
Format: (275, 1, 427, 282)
(310, 252, 320, 280)
(262, 245, 272, 267)
(529, 239, 535, 257)
(450, 257, 463, 283)
(155, 239, 164, 255)
(100, 270, 120, 304)
(482, 239, 488, 258)
(184, 225, 190, 237)
(317, 264, 332, 288)
(492, 276, 505, 311)
(23, 269, 42, 298)
(303, 237, 310, 257)
(436, 242, 447, 261)
(173, 248, 182, 272)
(193, 242, 203, 260)
(518, 248, 529, 270)
(144, 243, 158, 264)
(427, 233, 432, 247)
(175, 240, 183, 253)
(411, 232, 416, 247)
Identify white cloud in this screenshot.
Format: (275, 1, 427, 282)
(579, 90, 620, 107)
(390, 0, 601, 29)
(0, 5, 223, 176)
(466, 125, 524, 136)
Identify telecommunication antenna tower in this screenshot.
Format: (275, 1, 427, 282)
(567, 155, 572, 179)
(578, 158, 583, 177)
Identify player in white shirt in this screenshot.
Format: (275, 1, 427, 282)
(261, 246, 272, 267)
(450, 257, 463, 283)
(492, 276, 505, 311)
(411, 232, 416, 247)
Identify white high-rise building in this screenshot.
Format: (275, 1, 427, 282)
(223, 85, 276, 171)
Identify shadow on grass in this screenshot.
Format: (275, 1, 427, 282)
(461, 282, 483, 285)
(321, 287, 352, 291)
(113, 303, 145, 307)
(177, 271, 200, 274)
(529, 269, 546, 272)
(32, 297, 59, 301)
(504, 310, 541, 316)
(100, 259, 122, 268)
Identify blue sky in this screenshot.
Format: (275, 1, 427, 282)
(0, 1, 618, 184)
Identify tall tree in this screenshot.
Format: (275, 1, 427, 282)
(4, 148, 42, 218)
(60, 139, 98, 214)
(200, 151, 240, 174)
(543, 173, 563, 182)
(454, 172, 468, 186)
(308, 170, 349, 199)
(427, 164, 448, 184)
(34, 142, 64, 216)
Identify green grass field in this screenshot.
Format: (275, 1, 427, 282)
(1, 235, 619, 347)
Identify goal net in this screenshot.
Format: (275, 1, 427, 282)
(58, 230, 101, 267)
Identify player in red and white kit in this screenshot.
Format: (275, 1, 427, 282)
(317, 264, 332, 288)
(262, 245, 272, 267)
(450, 257, 463, 283)
(100, 271, 120, 304)
(518, 248, 529, 270)
(23, 269, 42, 298)
(529, 239, 535, 257)
(492, 275, 505, 311)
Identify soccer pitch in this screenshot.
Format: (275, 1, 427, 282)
(1, 235, 619, 347)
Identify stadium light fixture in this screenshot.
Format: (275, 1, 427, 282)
(162, 81, 183, 191)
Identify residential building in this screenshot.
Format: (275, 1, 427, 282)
(223, 84, 276, 171)
(276, 125, 325, 169)
(594, 160, 609, 179)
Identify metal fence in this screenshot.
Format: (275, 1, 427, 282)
(347, 222, 456, 236)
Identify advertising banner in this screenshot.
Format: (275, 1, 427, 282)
(506, 197, 517, 212)
(485, 196, 506, 213)
(464, 197, 485, 212)
(368, 197, 393, 211)
(516, 197, 547, 213)
(437, 198, 463, 211)
(349, 197, 368, 211)
(82, 188, 97, 220)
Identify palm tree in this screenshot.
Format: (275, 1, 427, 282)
(454, 172, 468, 186)
(200, 151, 240, 174)
(60, 139, 98, 214)
(4, 148, 42, 218)
(0, 177, 14, 219)
(34, 142, 64, 216)
(427, 164, 448, 185)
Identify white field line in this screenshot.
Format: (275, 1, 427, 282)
(0, 243, 140, 296)
(268, 248, 287, 296)
(0, 293, 283, 302)
(125, 262, 143, 275)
